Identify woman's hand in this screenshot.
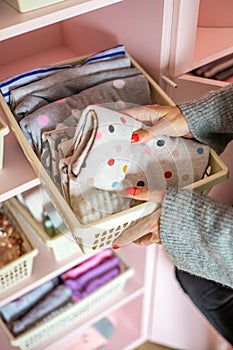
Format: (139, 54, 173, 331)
(113, 104, 190, 247)
(113, 187, 166, 247)
(122, 105, 193, 143)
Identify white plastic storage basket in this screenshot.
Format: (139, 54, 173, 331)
(0, 53, 229, 255)
(11, 197, 82, 261)
(3, 0, 65, 13)
(0, 114, 9, 170)
(0, 255, 134, 350)
(0, 200, 38, 292)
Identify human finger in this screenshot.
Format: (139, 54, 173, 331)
(124, 186, 166, 204)
(122, 105, 161, 125)
(133, 228, 161, 245)
(126, 105, 193, 142)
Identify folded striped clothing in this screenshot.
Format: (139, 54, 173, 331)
(12, 57, 133, 117)
(0, 44, 126, 106)
(0, 64, 73, 105)
(20, 73, 151, 158)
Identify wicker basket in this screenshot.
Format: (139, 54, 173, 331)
(0, 54, 228, 255)
(0, 114, 9, 170)
(0, 255, 134, 350)
(0, 200, 38, 292)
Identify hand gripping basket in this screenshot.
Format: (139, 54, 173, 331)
(0, 199, 38, 292)
(0, 54, 228, 255)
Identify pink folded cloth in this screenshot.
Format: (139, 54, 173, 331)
(61, 248, 114, 280)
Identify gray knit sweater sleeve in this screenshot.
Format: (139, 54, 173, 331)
(160, 189, 233, 287)
(160, 84, 233, 287)
(178, 83, 233, 154)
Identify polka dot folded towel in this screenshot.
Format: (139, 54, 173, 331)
(59, 105, 210, 224)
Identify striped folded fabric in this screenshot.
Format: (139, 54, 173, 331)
(81, 44, 126, 65)
(0, 64, 73, 105)
(0, 44, 126, 104)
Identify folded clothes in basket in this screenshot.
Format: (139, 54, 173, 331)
(0, 278, 59, 323)
(13, 60, 135, 116)
(10, 284, 73, 336)
(20, 74, 151, 156)
(1, 250, 124, 337)
(57, 105, 210, 224)
(61, 249, 121, 301)
(64, 255, 120, 300)
(0, 44, 127, 106)
(61, 248, 114, 280)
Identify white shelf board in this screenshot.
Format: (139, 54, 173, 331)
(0, 0, 123, 41)
(193, 27, 233, 70)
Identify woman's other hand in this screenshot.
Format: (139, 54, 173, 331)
(113, 186, 166, 247)
(123, 105, 193, 143)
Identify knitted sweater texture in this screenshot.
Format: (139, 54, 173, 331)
(160, 83, 233, 287)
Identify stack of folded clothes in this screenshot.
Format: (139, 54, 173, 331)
(0, 45, 210, 226)
(0, 249, 121, 336)
(191, 52, 233, 82)
(61, 248, 121, 300)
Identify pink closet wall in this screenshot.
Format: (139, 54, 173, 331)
(62, 0, 164, 81)
(198, 0, 233, 27)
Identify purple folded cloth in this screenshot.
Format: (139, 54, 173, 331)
(64, 255, 120, 297)
(72, 267, 120, 300)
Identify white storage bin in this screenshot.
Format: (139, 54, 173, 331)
(3, 0, 65, 13)
(12, 197, 82, 261)
(0, 53, 228, 255)
(0, 199, 38, 292)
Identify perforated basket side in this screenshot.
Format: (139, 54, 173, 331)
(0, 200, 38, 292)
(0, 249, 38, 292)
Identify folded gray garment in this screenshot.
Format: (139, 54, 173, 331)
(0, 278, 59, 323)
(14, 67, 140, 117)
(215, 66, 233, 81)
(11, 285, 72, 336)
(10, 56, 131, 109)
(41, 125, 76, 193)
(20, 74, 151, 157)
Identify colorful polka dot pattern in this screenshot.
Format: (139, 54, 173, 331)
(76, 105, 210, 193)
